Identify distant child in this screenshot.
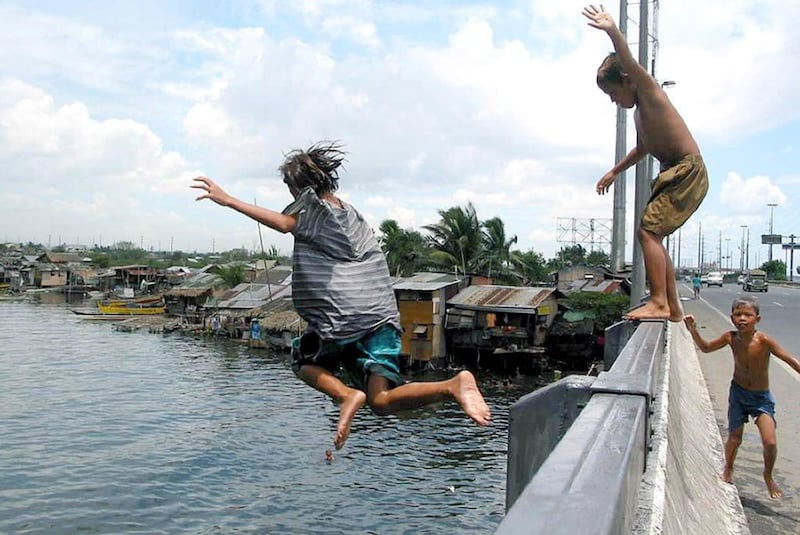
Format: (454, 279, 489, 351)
(692, 273, 701, 300)
(684, 297, 800, 499)
(192, 141, 491, 450)
(583, 5, 708, 322)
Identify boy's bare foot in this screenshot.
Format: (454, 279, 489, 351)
(453, 371, 491, 426)
(334, 390, 367, 450)
(721, 469, 733, 484)
(667, 311, 684, 323)
(624, 302, 671, 321)
(765, 475, 783, 499)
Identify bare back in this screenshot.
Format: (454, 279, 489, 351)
(634, 87, 700, 167)
(728, 330, 772, 391)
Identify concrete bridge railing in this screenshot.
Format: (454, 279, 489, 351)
(494, 320, 749, 535)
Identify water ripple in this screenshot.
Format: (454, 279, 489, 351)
(0, 301, 544, 534)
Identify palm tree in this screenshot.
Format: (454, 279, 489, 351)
(378, 220, 430, 277)
(423, 203, 483, 275)
(480, 216, 518, 282)
(513, 250, 550, 285)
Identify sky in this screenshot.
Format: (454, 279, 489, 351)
(1, 0, 798, 271)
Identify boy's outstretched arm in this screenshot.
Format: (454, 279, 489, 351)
(683, 314, 729, 353)
(582, 5, 654, 89)
(596, 144, 645, 194)
(764, 334, 800, 374)
(192, 176, 297, 234)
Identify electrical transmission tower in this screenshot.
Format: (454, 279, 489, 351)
(557, 217, 612, 253)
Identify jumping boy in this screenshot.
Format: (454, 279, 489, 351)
(192, 141, 491, 450)
(684, 297, 800, 499)
(583, 4, 708, 321)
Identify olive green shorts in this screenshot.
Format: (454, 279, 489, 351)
(641, 154, 708, 236)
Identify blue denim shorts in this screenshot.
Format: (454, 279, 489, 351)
(291, 324, 404, 391)
(728, 381, 776, 433)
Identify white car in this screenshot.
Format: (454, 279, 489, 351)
(706, 271, 724, 287)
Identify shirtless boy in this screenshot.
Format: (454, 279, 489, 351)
(193, 141, 490, 450)
(583, 4, 709, 321)
(684, 297, 800, 499)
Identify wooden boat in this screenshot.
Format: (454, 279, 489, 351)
(101, 295, 163, 307)
(96, 302, 166, 315)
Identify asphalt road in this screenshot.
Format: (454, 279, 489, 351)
(679, 281, 800, 534)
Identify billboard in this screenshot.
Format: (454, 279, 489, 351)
(761, 234, 782, 245)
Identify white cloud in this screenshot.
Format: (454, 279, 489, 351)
(720, 172, 786, 215)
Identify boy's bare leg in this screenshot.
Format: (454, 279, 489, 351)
(722, 427, 743, 484)
(755, 414, 783, 498)
(296, 364, 367, 449)
(366, 370, 491, 426)
(626, 229, 672, 320)
(664, 252, 684, 321)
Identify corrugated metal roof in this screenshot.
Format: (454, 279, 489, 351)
(165, 272, 223, 297)
(216, 283, 291, 309)
(448, 285, 556, 313)
(393, 272, 464, 291)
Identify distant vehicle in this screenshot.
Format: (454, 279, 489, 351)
(706, 271, 724, 287)
(742, 269, 768, 292)
(700, 274, 709, 285)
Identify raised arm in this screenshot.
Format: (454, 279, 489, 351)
(765, 334, 800, 374)
(683, 315, 730, 353)
(582, 5, 655, 89)
(192, 176, 297, 234)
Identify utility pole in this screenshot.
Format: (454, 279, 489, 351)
(740, 225, 747, 272)
(767, 203, 777, 262)
(611, 0, 628, 274)
(630, 0, 650, 307)
(697, 222, 702, 270)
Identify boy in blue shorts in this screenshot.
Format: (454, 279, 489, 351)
(193, 141, 491, 451)
(684, 297, 800, 499)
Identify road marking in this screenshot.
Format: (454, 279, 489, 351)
(772, 301, 784, 307)
(776, 360, 800, 385)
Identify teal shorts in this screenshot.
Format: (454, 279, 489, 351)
(291, 324, 404, 391)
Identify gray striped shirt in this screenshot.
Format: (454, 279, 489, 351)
(283, 188, 401, 341)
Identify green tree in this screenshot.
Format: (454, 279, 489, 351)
(586, 249, 611, 268)
(512, 249, 550, 285)
(217, 264, 246, 288)
(480, 217, 518, 283)
(760, 259, 787, 280)
(424, 203, 483, 275)
(379, 220, 430, 277)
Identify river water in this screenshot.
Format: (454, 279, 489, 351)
(0, 299, 546, 534)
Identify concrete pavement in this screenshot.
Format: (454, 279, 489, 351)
(678, 285, 800, 534)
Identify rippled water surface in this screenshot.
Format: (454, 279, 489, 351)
(0, 300, 544, 534)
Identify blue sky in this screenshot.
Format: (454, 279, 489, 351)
(1, 0, 798, 271)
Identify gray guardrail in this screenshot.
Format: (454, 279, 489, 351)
(495, 320, 665, 535)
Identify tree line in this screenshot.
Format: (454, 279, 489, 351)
(378, 202, 610, 285)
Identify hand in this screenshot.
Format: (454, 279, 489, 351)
(582, 4, 617, 32)
(192, 176, 232, 207)
(683, 315, 696, 331)
(596, 171, 615, 195)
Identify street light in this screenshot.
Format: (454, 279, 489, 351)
(767, 203, 778, 262)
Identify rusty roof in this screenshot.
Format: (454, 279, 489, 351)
(448, 285, 558, 313)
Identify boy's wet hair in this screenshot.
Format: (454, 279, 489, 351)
(279, 141, 346, 195)
(731, 296, 759, 315)
(597, 52, 625, 87)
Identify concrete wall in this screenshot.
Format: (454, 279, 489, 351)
(632, 323, 749, 534)
(496, 321, 750, 534)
